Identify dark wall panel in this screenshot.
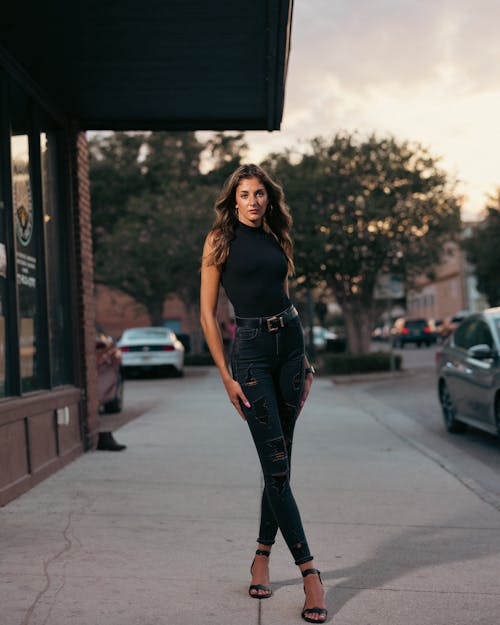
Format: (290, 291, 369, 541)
(28, 411, 57, 473)
(0, 419, 29, 490)
(58, 404, 83, 457)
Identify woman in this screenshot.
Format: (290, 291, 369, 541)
(200, 164, 327, 623)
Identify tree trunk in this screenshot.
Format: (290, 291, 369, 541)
(341, 300, 376, 355)
(147, 301, 165, 326)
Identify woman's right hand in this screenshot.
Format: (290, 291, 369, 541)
(223, 378, 251, 420)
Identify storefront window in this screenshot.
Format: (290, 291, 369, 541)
(41, 129, 72, 385)
(0, 75, 74, 396)
(11, 131, 41, 391)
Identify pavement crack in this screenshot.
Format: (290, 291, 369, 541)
(20, 498, 92, 625)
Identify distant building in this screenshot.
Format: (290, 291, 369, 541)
(406, 241, 488, 321)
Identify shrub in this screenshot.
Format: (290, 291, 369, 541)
(184, 352, 215, 366)
(321, 351, 402, 375)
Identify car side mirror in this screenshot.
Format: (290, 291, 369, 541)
(467, 344, 495, 360)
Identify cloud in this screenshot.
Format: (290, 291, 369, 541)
(243, 0, 500, 218)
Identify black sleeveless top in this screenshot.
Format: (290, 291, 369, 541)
(221, 221, 291, 317)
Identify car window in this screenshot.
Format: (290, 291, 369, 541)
(406, 320, 426, 329)
(472, 320, 494, 348)
(453, 318, 478, 350)
(123, 328, 168, 340)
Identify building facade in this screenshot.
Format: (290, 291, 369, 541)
(0, 0, 293, 506)
(406, 242, 488, 322)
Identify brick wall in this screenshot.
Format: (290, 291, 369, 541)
(72, 131, 99, 449)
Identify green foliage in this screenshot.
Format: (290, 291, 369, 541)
(89, 132, 147, 250)
(462, 190, 500, 307)
(202, 132, 248, 187)
(89, 130, 247, 320)
(322, 351, 402, 374)
(94, 188, 212, 324)
(263, 132, 462, 354)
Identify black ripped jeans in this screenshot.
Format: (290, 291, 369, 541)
(231, 309, 313, 565)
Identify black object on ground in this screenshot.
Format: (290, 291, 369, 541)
(97, 431, 127, 451)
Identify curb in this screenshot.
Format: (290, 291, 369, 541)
(331, 369, 411, 385)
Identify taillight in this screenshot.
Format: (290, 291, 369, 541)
(162, 345, 175, 351)
(423, 326, 431, 333)
(120, 346, 130, 352)
(401, 328, 409, 335)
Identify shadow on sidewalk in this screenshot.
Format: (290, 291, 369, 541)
(272, 513, 500, 621)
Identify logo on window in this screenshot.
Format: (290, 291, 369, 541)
(12, 169, 34, 247)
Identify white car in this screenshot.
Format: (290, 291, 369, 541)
(117, 327, 185, 377)
(313, 326, 338, 351)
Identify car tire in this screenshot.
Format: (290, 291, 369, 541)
(103, 372, 124, 414)
(173, 367, 184, 378)
(440, 382, 466, 434)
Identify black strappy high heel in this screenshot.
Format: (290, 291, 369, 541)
(248, 549, 272, 599)
(301, 568, 327, 622)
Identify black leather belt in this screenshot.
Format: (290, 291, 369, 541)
(236, 306, 298, 333)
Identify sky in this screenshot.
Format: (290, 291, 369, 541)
(241, 0, 500, 220)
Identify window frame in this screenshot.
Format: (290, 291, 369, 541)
(0, 70, 75, 398)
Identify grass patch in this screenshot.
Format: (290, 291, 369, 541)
(321, 351, 402, 375)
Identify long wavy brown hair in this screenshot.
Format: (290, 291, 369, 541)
(204, 164, 295, 275)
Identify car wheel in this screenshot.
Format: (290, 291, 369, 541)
(103, 372, 124, 414)
(440, 382, 466, 433)
(173, 367, 184, 378)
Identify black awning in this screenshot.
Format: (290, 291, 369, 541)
(0, 0, 293, 131)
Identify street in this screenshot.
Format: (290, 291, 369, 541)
(364, 342, 500, 508)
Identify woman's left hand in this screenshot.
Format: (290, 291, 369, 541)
(298, 372, 313, 415)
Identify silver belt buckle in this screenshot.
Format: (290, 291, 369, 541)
(266, 315, 285, 333)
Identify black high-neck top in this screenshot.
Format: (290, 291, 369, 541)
(221, 221, 291, 317)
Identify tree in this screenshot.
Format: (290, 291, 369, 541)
(89, 130, 213, 315)
(202, 131, 248, 187)
(89, 132, 148, 252)
(94, 188, 212, 325)
(88, 131, 204, 254)
(263, 133, 462, 354)
(89, 130, 253, 322)
(463, 190, 500, 307)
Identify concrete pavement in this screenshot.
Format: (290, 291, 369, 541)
(1, 368, 500, 625)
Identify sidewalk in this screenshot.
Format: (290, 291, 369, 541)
(1, 368, 500, 625)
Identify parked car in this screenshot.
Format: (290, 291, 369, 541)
(372, 323, 391, 341)
(436, 307, 500, 436)
(96, 332, 124, 413)
(117, 326, 185, 377)
(391, 318, 437, 348)
(436, 311, 471, 343)
(313, 326, 338, 351)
